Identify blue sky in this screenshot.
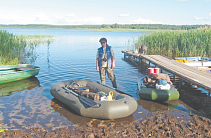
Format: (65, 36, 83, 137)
(0, 0, 210, 25)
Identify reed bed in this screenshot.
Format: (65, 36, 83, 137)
(0, 30, 53, 65)
(0, 30, 26, 65)
(18, 34, 53, 45)
(136, 27, 211, 58)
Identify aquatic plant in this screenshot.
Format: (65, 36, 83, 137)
(0, 30, 53, 65)
(136, 27, 211, 58)
(0, 30, 26, 65)
(17, 34, 53, 45)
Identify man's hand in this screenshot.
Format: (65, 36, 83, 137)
(96, 66, 99, 71)
(112, 56, 115, 68)
(112, 63, 115, 68)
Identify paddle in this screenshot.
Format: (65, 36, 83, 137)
(96, 81, 133, 97)
(62, 87, 101, 108)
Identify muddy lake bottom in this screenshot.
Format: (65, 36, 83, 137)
(1, 111, 211, 137)
(1, 84, 211, 138)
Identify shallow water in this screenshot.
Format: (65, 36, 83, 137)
(0, 29, 209, 131)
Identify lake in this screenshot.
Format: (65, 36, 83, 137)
(0, 28, 207, 131)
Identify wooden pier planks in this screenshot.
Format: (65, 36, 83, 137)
(122, 50, 211, 91)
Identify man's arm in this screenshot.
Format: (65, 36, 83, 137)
(96, 50, 99, 71)
(111, 47, 115, 69)
(96, 58, 99, 71)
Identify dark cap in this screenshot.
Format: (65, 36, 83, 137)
(99, 38, 107, 42)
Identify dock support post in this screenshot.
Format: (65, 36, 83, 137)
(207, 91, 210, 103)
(138, 56, 140, 69)
(179, 78, 182, 90)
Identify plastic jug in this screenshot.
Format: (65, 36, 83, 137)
(100, 96, 107, 101)
(107, 91, 113, 101)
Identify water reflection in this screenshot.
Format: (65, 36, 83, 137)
(47, 43, 51, 70)
(0, 77, 40, 97)
(122, 57, 148, 75)
(51, 98, 135, 127)
(138, 99, 179, 112)
(51, 98, 92, 125)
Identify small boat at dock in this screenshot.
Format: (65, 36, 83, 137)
(138, 73, 180, 101)
(175, 57, 211, 71)
(50, 80, 137, 119)
(0, 64, 40, 84)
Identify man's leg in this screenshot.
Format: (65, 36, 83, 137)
(107, 68, 117, 88)
(99, 68, 106, 84)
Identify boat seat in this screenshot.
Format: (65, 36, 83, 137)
(80, 91, 100, 101)
(16, 67, 32, 71)
(70, 86, 92, 93)
(77, 86, 91, 90)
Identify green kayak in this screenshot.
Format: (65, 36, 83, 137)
(50, 80, 137, 119)
(0, 64, 40, 84)
(138, 77, 180, 101)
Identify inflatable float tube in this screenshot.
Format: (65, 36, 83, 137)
(50, 80, 137, 119)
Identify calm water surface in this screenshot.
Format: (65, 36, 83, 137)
(0, 29, 204, 131)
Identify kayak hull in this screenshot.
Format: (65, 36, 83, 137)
(138, 77, 179, 101)
(0, 64, 40, 84)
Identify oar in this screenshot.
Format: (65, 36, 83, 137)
(96, 81, 133, 97)
(62, 87, 101, 108)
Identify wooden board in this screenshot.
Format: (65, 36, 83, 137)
(122, 50, 211, 92)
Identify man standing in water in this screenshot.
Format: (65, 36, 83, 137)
(96, 38, 117, 88)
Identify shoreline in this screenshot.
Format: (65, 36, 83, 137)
(1, 27, 185, 33)
(0, 110, 211, 137)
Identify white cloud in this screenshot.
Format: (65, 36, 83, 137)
(66, 14, 75, 17)
(64, 17, 105, 25)
(193, 16, 209, 20)
(0, 13, 105, 25)
(131, 18, 162, 24)
(119, 14, 129, 17)
(177, 0, 188, 1)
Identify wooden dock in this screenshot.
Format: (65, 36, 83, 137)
(122, 50, 211, 93)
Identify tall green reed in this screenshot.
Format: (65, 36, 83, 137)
(0, 30, 26, 65)
(0, 30, 53, 65)
(136, 27, 211, 58)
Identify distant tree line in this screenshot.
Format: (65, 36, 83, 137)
(100, 23, 210, 30)
(0, 24, 101, 29)
(0, 24, 210, 30)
